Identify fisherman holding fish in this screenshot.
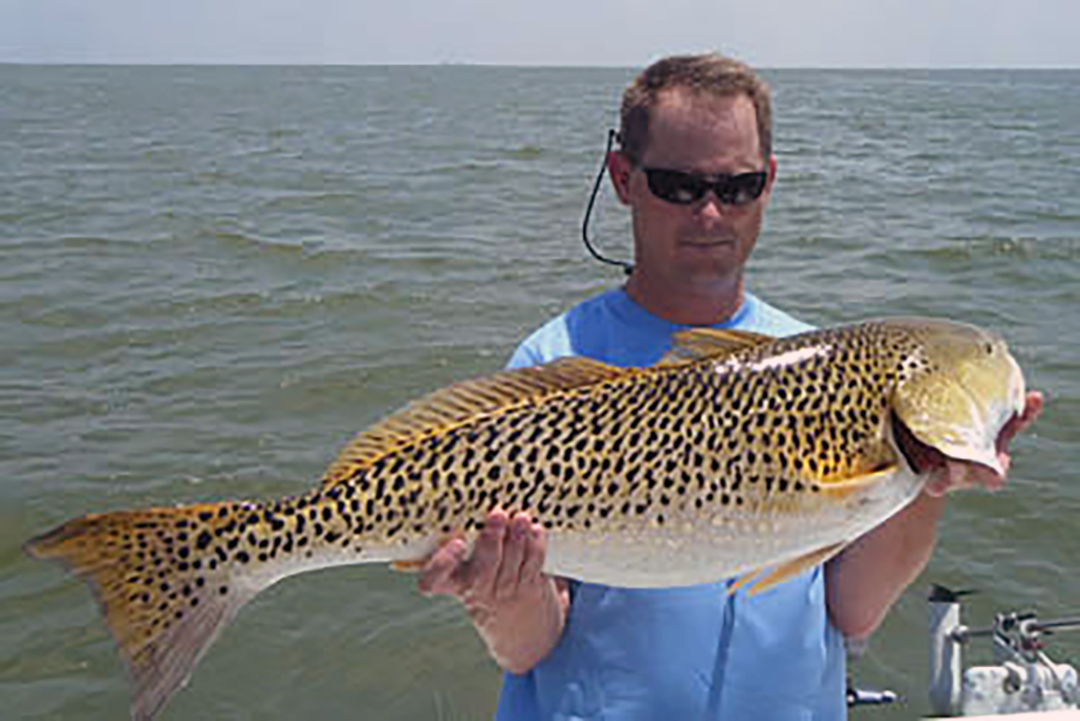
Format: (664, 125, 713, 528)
(28, 53, 1045, 721)
(418, 53, 1043, 719)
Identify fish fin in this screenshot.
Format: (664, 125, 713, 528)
(744, 541, 848, 597)
(728, 567, 767, 594)
(816, 463, 899, 501)
(390, 559, 426, 572)
(321, 356, 629, 488)
(25, 504, 262, 721)
(658, 328, 774, 366)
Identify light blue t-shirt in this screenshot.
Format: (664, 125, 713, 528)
(496, 287, 847, 721)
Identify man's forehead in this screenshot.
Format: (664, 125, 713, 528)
(651, 88, 755, 126)
(644, 89, 762, 164)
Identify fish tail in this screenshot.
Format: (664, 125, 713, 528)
(25, 502, 265, 720)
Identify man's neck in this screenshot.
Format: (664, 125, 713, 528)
(625, 272, 745, 326)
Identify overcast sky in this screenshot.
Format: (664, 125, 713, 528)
(3, 0, 1078, 67)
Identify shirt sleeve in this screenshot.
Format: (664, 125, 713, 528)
(506, 341, 542, 371)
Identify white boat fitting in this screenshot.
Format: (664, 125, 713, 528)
(927, 584, 1080, 717)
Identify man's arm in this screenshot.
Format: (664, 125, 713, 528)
(418, 510, 570, 674)
(826, 391, 1043, 640)
(825, 492, 945, 639)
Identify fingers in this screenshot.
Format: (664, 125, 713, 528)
(493, 514, 530, 602)
(518, 521, 548, 587)
(416, 509, 550, 611)
(1009, 391, 1044, 441)
(925, 461, 968, 498)
(1021, 391, 1044, 426)
(967, 463, 1005, 491)
(467, 510, 509, 601)
(925, 456, 1005, 498)
(987, 389, 1045, 484)
(418, 537, 469, 596)
(997, 390, 1043, 445)
(924, 467, 950, 498)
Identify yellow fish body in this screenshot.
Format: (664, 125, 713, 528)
(26, 317, 1026, 719)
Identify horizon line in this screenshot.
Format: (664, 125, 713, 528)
(3, 60, 1079, 71)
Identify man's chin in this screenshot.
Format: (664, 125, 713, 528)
(673, 265, 742, 293)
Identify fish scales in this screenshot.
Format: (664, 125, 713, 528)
(25, 318, 1027, 720)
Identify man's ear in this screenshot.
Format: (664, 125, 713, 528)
(607, 151, 633, 206)
(764, 154, 778, 196)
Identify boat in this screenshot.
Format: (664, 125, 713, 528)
(848, 584, 1080, 718)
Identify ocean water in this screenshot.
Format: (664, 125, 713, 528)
(1, 65, 1078, 719)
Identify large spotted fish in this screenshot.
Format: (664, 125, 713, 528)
(27, 317, 1026, 719)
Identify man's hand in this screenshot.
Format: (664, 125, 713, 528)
(828, 390, 1044, 639)
(418, 509, 570, 674)
(924, 391, 1044, 497)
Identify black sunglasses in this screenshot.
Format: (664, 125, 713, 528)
(639, 167, 769, 206)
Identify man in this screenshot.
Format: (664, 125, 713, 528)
(420, 54, 1042, 719)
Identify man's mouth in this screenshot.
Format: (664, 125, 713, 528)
(680, 238, 735, 248)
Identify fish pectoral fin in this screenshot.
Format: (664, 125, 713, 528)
(659, 328, 775, 366)
(321, 356, 630, 488)
(741, 541, 849, 597)
(816, 463, 900, 501)
(390, 559, 426, 573)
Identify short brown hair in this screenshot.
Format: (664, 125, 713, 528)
(619, 53, 772, 165)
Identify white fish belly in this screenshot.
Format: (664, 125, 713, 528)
(543, 466, 926, 588)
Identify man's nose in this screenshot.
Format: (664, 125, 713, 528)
(694, 191, 727, 220)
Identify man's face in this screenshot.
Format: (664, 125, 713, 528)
(611, 90, 776, 294)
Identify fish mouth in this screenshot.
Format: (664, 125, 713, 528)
(891, 411, 948, 475)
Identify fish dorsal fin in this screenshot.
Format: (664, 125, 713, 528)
(658, 328, 774, 366)
(321, 357, 629, 488)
